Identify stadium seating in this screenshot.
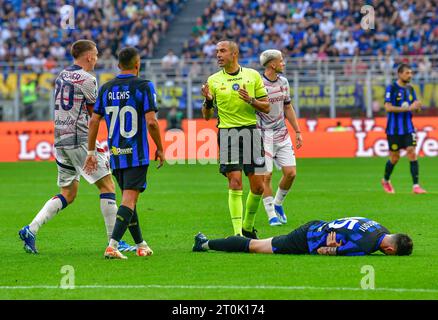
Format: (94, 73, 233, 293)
(186, 0, 438, 62)
(0, 0, 187, 71)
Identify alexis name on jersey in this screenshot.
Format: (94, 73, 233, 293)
(108, 91, 130, 100)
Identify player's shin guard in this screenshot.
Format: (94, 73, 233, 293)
(228, 190, 243, 236)
(243, 191, 262, 232)
(208, 236, 251, 252)
(29, 194, 68, 234)
(100, 193, 117, 241)
(110, 205, 134, 244)
(128, 207, 144, 245)
(384, 160, 396, 181)
(410, 160, 419, 185)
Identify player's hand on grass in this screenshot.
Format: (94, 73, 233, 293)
(326, 232, 342, 247)
(296, 132, 303, 149)
(155, 149, 165, 169)
(83, 155, 97, 175)
(201, 83, 213, 101)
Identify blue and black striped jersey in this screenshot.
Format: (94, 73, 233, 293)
(384, 82, 417, 135)
(307, 217, 390, 256)
(94, 74, 157, 170)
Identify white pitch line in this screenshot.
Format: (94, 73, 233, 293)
(0, 284, 437, 294)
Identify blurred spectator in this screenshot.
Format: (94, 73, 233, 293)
(21, 78, 38, 121)
(186, 0, 437, 62)
(0, 0, 186, 63)
(166, 106, 184, 131)
(161, 49, 180, 77)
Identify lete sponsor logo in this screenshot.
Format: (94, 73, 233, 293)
(355, 129, 438, 157)
(18, 134, 108, 160)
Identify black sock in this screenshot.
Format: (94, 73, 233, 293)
(208, 236, 251, 252)
(111, 205, 134, 242)
(128, 206, 144, 245)
(384, 160, 395, 181)
(410, 160, 419, 185)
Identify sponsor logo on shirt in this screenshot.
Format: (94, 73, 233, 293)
(111, 146, 133, 156)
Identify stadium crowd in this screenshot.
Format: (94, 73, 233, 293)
(185, 0, 438, 67)
(0, 0, 186, 71)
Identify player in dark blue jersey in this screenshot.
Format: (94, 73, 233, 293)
(193, 217, 413, 256)
(381, 64, 427, 194)
(84, 47, 164, 259)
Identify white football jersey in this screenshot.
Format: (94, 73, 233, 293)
(53, 64, 97, 149)
(256, 74, 291, 142)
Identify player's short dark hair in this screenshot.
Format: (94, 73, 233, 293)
(118, 47, 140, 70)
(71, 40, 96, 59)
(393, 233, 413, 256)
(397, 63, 411, 74)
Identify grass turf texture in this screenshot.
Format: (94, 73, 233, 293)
(0, 158, 437, 300)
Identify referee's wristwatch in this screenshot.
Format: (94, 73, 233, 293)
(249, 97, 255, 105)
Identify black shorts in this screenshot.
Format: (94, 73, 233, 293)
(387, 133, 416, 151)
(271, 220, 323, 254)
(218, 125, 266, 176)
(112, 165, 148, 192)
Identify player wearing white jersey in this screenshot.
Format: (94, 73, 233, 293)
(19, 40, 134, 254)
(257, 50, 303, 226)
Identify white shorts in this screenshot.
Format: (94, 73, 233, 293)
(264, 135, 296, 172)
(55, 143, 111, 187)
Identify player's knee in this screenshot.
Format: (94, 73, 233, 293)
(284, 169, 296, 181)
(251, 183, 264, 195)
(264, 173, 273, 183)
(229, 178, 242, 190)
(390, 154, 400, 164)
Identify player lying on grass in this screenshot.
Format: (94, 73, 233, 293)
(193, 217, 413, 256)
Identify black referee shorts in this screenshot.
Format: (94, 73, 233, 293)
(112, 165, 148, 193)
(218, 125, 266, 176)
(271, 220, 323, 254)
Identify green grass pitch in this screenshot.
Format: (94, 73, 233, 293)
(1, 158, 437, 300)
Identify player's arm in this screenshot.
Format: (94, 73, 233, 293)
(384, 102, 420, 113)
(144, 81, 164, 168)
(238, 84, 270, 113)
(201, 82, 215, 120)
(284, 103, 303, 149)
(84, 112, 103, 174)
(318, 241, 366, 256)
(82, 77, 98, 116)
(250, 96, 270, 114)
(384, 84, 420, 113)
(146, 111, 165, 169)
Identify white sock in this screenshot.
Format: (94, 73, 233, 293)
(109, 239, 119, 249)
(263, 196, 277, 220)
(29, 194, 68, 234)
(100, 193, 117, 241)
(274, 188, 290, 206)
(202, 241, 210, 250)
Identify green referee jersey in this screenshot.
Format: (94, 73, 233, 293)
(207, 66, 268, 128)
